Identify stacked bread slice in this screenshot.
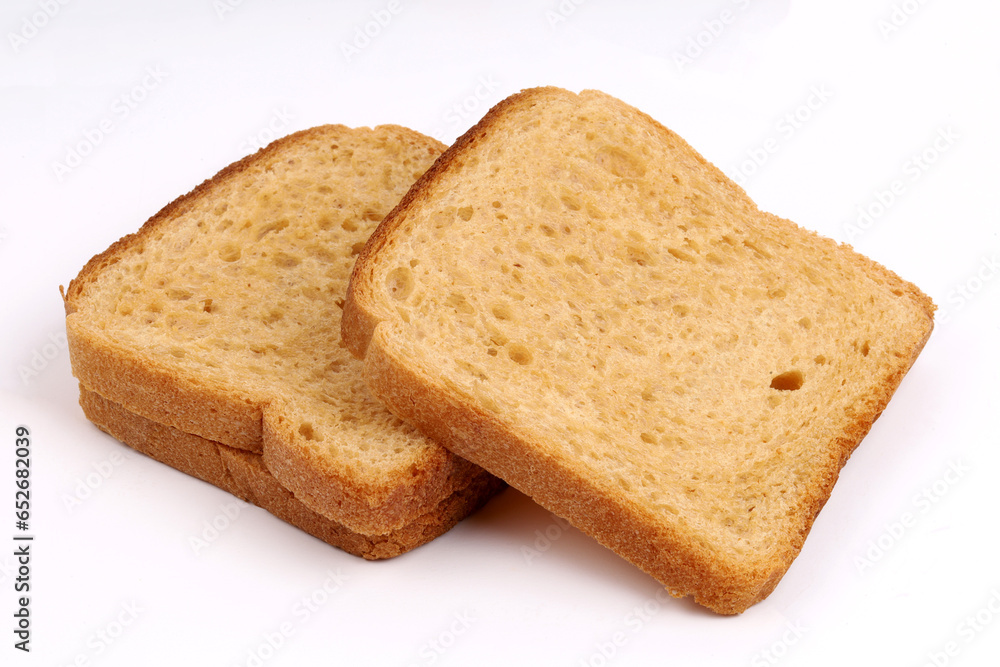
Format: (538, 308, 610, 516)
(65, 89, 935, 612)
(64, 125, 505, 559)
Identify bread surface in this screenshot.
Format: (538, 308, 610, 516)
(78, 387, 504, 559)
(343, 87, 935, 613)
(64, 124, 492, 535)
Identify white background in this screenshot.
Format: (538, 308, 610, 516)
(2, 1, 999, 665)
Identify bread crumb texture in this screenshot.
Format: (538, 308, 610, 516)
(68, 125, 452, 501)
(354, 88, 934, 611)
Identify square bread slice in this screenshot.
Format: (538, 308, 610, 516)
(64, 124, 500, 536)
(78, 386, 503, 559)
(342, 87, 935, 613)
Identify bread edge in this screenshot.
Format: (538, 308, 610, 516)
(78, 385, 505, 559)
(61, 124, 495, 533)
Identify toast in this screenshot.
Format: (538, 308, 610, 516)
(78, 387, 503, 559)
(64, 124, 500, 536)
(342, 87, 935, 612)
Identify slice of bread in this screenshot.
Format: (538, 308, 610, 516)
(78, 386, 504, 559)
(343, 87, 936, 613)
(64, 124, 498, 535)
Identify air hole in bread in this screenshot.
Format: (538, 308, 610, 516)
(478, 393, 500, 413)
(298, 423, 319, 441)
(560, 194, 582, 211)
(457, 206, 474, 221)
(770, 370, 804, 391)
(586, 203, 606, 220)
(342, 219, 358, 232)
(640, 432, 657, 444)
(507, 344, 532, 365)
(446, 292, 475, 315)
(798, 317, 811, 329)
(492, 303, 514, 321)
(386, 267, 414, 300)
(595, 146, 646, 178)
(860, 340, 870, 356)
(801, 265, 825, 287)
(219, 244, 241, 262)
(489, 330, 509, 347)
(668, 247, 697, 263)
(627, 245, 653, 266)
(273, 252, 300, 268)
(257, 219, 289, 240)
(672, 304, 691, 317)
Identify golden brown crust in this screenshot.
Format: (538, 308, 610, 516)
(261, 408, 486, 536)
(78, 386, 505, 559)
(78, 383, 247, 499)
(66, 323, 265, 449)
(63, 124, 494, 535)
(343, 87, 936, 613)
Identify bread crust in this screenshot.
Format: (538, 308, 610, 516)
(64, 124, 491, 535)
(78, 386, 505, 559)
(343, 87, 936, 613)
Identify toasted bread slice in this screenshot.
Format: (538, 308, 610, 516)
(64, 124, 496, 535)
(343, 87, 935, 613)
(78, 386, 503, 559)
